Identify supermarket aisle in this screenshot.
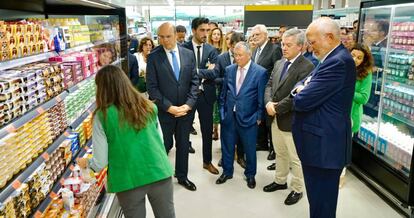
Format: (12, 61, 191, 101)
(143, 121, 404, 218)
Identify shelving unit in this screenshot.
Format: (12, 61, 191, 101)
(0, 1, 126, 217)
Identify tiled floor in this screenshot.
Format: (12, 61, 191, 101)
(143, 122, 404, 218)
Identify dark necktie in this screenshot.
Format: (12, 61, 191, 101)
(279, 61, 291, 82)
(196, 45, 201, 68)
(231, 54, 235, 64)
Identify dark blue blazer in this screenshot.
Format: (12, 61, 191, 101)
(214, 51, 231, 87)
(292, 44, 356, 169)
(182, 41, 219, 104)
(219, 62, 268, 128)
(127, 52, 139, 86)
(146, 45, 199, 121)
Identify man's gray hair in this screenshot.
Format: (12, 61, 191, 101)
(234, 41, 251, 55)
(307, 17, 340, 40)
(252, 24, 268, 36)
(282, 29, 305, 46)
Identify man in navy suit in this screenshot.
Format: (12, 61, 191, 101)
(183, 17, 220, 175)
(291, 17, 356, 218)
(216, 41, 268, 189)
(214, 32, 247, 168)
(146, 22, 199, 191)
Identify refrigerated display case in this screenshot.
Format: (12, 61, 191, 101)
(352, 0, 414, 217)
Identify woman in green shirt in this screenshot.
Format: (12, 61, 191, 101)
(78, 65, 175, 218)
(340, 43, 374, 188)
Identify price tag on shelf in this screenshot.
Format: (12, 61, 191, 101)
(64, 131, 70, 137)
(36, 107, 45, 114)
(12, 180, 21, 190)
(70, 165, 75, 171)
(50, 191, 58, 199)
(5, 124, 16, 133)
(42, 153, 50, 161)
(387, 112, 393, 116)
(56, 95, 62, 102)
(34, 211, 43, 218)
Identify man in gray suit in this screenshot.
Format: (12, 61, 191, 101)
(251, 24, 283, 160)
(263, 29, 314, 205)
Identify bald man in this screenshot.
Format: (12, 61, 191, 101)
(291, 17, 356, 218)
(147, 22, 199, 191)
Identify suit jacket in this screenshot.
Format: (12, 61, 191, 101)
(292, 44, 356, 169)
(253, 40, 283, 75)
(219, 62, 268, 128)
(264, 55, 314, 131)
(146, 45, 199, 122)
(214, 51, 232, 87)
(182, 41, 219, 104)
(128, 52, 139, 86)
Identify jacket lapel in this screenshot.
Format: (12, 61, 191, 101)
(160, 48, 178, 82)
(225, 52, 231, 66)
(231, 65, 238, 96)
(257, 41, 270, 64)
(277, 57, 301, 91)
(237, 63, 255, 96)
(178, 46, 185, 81)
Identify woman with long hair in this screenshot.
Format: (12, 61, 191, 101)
(134, 37, 155, 93)
(340, 43, 374, 188)
(78, 65, 175, 218)
(208, 27, 224, 54)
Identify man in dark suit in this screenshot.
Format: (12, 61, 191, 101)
(146, 22, 199, 191)
(216, 41, 268, 189)
(183, 17, 220, 175)
(214, 32, 246, 168)
(263, 29, 314, 206)
(251, 24, 283, 160)
(291, 18, 356, 217)
(127, 36, 139, 87)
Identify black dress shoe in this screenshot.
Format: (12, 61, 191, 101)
(267, 163, 276, 170)
(218, 159, 222, 167)
(189, 146, 195, 154)
(216, 174, 233, 184)
(256, 144, 268, 151)
(237, 158, 246, 169)
(263, 182, 287, 192)
(284, 191, 303, 205)
(246, 177, 256, 189)
(267, 150, 275, 160)
(178, 179, 197, 191)
(190, 126, 197, 135)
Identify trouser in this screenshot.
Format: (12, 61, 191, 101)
(302, 165, 342, 218)
(116, 177, 175, 218)
(195, 92, 214, 164)
(271, 119, 303, 193)
(159, 117, 192, 180)
(221, 112, 257, 178)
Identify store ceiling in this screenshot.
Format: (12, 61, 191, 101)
(100, 0, 280, 6)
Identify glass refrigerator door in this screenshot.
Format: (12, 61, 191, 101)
(357, 6, 392, 154)
(378, 3, 414, 178)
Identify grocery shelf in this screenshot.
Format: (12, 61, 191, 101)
(33, 139, 92, 218)
(0, 98, 95, 206)
(382, 108, 414, 128)
(70, 102, 96, 129)
(0, 131, 69, 203)
(0, 51, 56, 71)
(0, 91, 69, 139)
(67, 75, 95, 93)
(386, 75, 414, 90)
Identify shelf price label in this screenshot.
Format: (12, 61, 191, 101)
(36, 107, 45, 114)
(5, 124, 16, 133)
(12, 180, 21, 190)
(387, 112, 393, 116)
(42, 153, 50, 161)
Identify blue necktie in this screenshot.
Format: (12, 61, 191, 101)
(279, 61, 291, 82)
(170, 51, 180, 80)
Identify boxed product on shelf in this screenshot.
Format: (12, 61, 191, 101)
(64, 79, 95, 123)
(83, 115, 92, 140)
